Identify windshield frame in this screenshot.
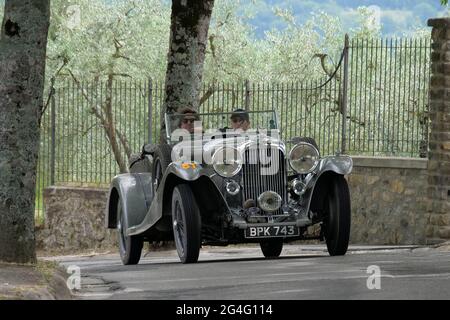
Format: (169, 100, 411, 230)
(164, 109, 279, 142)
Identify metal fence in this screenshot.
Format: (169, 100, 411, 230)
(35, 36, 431, 222)
(346, 38, 431, 157)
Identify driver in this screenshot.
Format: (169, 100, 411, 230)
(177, 107, 200, 134)
(230, 109, 251, 132)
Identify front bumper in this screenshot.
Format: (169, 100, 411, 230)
(231, 215, 312, 229)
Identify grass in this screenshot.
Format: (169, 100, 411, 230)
(0, 260, 67, 300)
(35, 211, 45, 228)
(35, 260, 60, 285)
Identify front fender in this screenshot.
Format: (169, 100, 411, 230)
(126, 161, 212, 236)
(316, 155, 353, 176)
(105, 173, 153, 229)
(168, 161, 202, 181)
(304, 156, 353, 214)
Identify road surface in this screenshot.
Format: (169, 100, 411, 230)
(45, 244, 450, 300)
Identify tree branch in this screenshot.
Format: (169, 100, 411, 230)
(199, 85, 216, 107)
(40, 57, 69, 120)
(116, 128, 132, 158)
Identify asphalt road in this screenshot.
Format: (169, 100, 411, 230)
(46, 244, 450, 300)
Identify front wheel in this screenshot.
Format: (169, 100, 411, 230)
(323, 175, 351, 256)
(172, 184, 201, 263)
(117, 199, 143, 265)
(260, 239, 283, 258)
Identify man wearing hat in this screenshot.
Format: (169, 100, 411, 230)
(230, 109, 251, 132)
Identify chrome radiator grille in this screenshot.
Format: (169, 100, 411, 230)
(242, 147, 287, 214)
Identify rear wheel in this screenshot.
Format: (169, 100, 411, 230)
(152, 144, 172, 191)
(172, 184, 201, 263)
(117, 199, 143, 265)
(260, 239, 283, 258)
(323, 175, 351, 256)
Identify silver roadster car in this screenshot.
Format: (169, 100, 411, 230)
(105, 110, 353, 264)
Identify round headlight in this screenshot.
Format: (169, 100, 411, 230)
(289, 143, 320, 174)
(212, 147, 243, 178)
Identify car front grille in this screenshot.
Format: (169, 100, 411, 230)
(242, 146, 287, 215)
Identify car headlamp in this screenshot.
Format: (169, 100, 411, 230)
(289, 142, 320, 174)
(212, 147, 243, 178)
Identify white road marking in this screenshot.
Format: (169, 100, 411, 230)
(271, 289, 310, 294)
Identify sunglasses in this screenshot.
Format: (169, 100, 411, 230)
(182, 118, 196, 124)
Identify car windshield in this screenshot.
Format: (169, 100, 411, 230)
(165, 110, 279, 142)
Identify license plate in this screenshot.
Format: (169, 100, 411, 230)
(245, 225, 299, 239)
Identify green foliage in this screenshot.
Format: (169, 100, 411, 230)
(1, 0, 432, 83)
(44, 0, 393, 83)
(47, 0, 171, 82)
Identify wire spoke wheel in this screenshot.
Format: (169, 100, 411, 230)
(117, 198, 143, 265)
(152, 144, 173, 192)
(173, 201, 186, 257)
(118, 207, 126, 252)
(154, 159, 163, 190)
(171, 184, 201, 264)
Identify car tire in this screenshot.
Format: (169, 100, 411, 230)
(323, 175, 351, 256)
(172, 184, 201, 264)
(117, 198, 143, 265)
(260, 239, 283, 258)
(152, 144, 173, 190)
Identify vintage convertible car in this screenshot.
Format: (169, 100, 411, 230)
(105, 110, 353, 264)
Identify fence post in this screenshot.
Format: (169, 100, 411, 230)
(245, 79, 250, 111)
(50, 77, 56, 185)
(148, 78, 153, 144)
(341, 34, 350, 154)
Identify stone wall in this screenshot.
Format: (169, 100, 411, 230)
(37, 186, 115, 252)
(348, 157, 429, 245)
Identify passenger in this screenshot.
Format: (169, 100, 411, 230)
(230, 109, 251, 132)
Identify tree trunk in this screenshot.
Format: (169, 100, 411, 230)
(160, 0, 215, 143)
(0, 0, 50, 263)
